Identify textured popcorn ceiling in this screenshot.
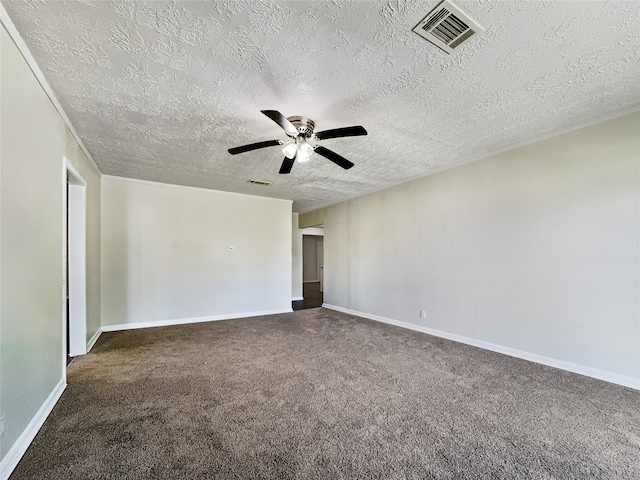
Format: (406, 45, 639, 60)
(4, 0, 640, 213)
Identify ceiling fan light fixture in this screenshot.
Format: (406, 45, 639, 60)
(282, 142, 297, 159)
(297, 142, 314, 163)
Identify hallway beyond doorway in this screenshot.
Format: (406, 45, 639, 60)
(292, 282, 323, 310)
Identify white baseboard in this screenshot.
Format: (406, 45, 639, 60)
(292, 297, 304, 301)
(0, 378, 66, 480)
(86, 329, 101, 352)
(322, 304, 640, 391)
(101, 308, 293, 332)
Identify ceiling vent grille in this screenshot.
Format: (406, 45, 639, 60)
(413, 0, 484, 54)
(248, 179, 271, 186)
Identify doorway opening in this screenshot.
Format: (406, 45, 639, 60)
(293, 226, 324, 310)
(64, 159, 87, 366)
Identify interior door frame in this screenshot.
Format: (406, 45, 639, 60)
(316, 238, 324, 292)
(63, 158, 88, 363)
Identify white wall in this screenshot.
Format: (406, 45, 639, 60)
(0, 23, 65, 463)
(302, 227, 324, 236)
(101, 177, 292, 328)
(317, 112, 640, 386)
(0, 22, 102, 471)
(291, 214, 303, 300)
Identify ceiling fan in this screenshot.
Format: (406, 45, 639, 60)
(228, 110, 367, 174)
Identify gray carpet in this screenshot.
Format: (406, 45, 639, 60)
(10, 308, 640, 479)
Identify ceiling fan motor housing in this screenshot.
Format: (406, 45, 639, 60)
(287, 116, 315, 138)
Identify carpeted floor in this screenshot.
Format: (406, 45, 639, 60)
(10, 308, 640, 479)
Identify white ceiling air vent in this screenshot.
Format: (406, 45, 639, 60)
(248, 179, 271, 186)
(413, 0, 484, 54)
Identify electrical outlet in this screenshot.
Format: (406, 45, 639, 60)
(420, 310, 427, 319)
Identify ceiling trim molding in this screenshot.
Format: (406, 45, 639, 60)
(0, 4, 102, 177)
(101, 175, 293, 204)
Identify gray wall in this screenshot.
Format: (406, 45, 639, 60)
(312, 112, 640, 384)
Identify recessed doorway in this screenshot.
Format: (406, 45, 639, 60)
(293, 226, 324, 310)
(64, 159, 87, 362)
